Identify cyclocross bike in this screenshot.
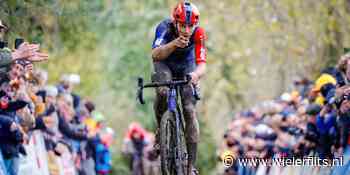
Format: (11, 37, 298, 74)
(137, 75, 200, 175)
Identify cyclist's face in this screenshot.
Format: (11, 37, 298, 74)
(176, 22, 195, 37)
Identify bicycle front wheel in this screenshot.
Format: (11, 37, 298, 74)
(160, 111, 177, 175)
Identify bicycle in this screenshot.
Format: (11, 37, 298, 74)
(137, 75, 200, 175)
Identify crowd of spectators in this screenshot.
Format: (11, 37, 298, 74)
(220, 53, 350, 175)
(0, 19, 115, 175)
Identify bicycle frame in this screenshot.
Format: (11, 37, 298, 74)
(168, 84, 186, 173)
(168, 85, 178, 112)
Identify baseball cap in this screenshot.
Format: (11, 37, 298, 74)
(312, 74, 336, 92)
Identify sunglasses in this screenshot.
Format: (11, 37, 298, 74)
(176, 22, 195, 33)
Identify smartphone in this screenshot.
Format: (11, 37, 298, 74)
(0, 41, 7, 49)
(14, 38, 24, 49)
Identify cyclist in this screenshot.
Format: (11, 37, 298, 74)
(151, 1, 207, 174)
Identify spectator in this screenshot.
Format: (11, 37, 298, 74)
(316, 105, 338, 159)
(294, 76, 312, 98)
(304, 104, 321, 153)
(94, 127, 114, 175)
(0, 20, 48, 80)
(122, 122, 149, 175)
(336, 53, 350, 87)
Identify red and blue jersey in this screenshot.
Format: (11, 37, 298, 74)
(152, 19, 207, 75)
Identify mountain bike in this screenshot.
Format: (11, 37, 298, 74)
(137, 75, 200, 175)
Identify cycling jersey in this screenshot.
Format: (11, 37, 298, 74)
(152, 19, 207, 76)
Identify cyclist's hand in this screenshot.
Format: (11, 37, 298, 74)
(179, 35, 190, 46)
(190, 72, 199, 85)
(173, 36, 189, 48)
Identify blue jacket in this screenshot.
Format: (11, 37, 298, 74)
(94, 137, 111, 173)
(316, 112, 337, 136)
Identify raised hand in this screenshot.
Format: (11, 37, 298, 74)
(172, 35, 190, 48)
(11, 42, 48, 62)
(27, 51, 49, 62)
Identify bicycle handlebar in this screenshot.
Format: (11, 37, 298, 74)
(143, 75, 191, 88)
(137, 74, 200, 104)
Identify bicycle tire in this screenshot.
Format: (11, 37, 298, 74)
(160, 111, 176, 175)
(175, 112, 188, 175)
(160, 110, 188, 175)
